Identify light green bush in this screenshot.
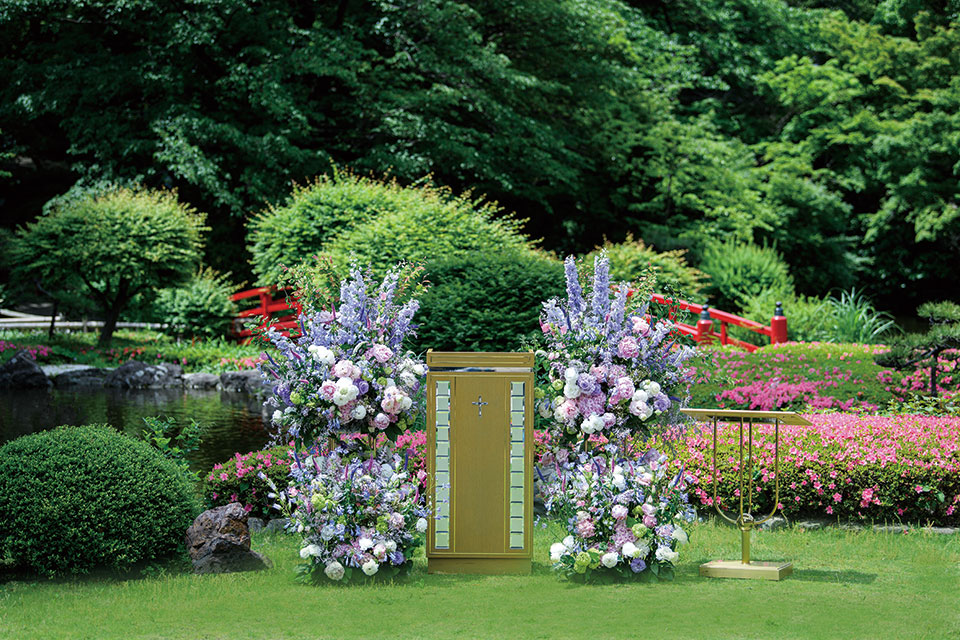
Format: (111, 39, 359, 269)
(583, 234, 706, 299)
(154, 267, 239, 339)
(699, 241, 794, 313)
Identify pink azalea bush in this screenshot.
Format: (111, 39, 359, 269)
(662, 413, 960, 525)
(0, 340, 51, 361)
(204, 445, 293, 519)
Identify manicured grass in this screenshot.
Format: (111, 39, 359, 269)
(0, 329, 261, 373)
(2, 522, 957, 639)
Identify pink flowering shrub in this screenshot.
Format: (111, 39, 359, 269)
(204, 445, 293, 519)
(877, 350, 959, 400)
(660, 413, 960, 525)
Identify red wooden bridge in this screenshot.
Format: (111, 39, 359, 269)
(230, 288, 787, 351)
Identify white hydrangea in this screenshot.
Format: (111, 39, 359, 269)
(299, 544, 322, 559)
(324, 561, 345, 581)
(672, 527, 688, 546)
(416, 518, 428, 533)
(621, 542, 640, 558)
(655, 546, 679, 563)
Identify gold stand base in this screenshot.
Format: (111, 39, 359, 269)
(428, 557, 531, 575)
(700, 560, 793, 581)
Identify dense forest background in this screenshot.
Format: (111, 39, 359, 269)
(1, 0, 958, 315)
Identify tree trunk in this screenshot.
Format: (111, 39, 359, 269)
(48, 299, 58, 340)
(98, 305, 120, 348)
(930, 348, 941, 397)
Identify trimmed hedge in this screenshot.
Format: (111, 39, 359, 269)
(0, 425, 201, 576)
(584, 234, 705, 298)
(412, 251, 565, 352)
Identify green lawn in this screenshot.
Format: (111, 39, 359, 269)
(2, 522, 958, 640)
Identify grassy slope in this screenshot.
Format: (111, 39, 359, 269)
(1, 523, 957, 640)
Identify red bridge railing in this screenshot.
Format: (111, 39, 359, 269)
(230, 288, 788, 351)
(230, 287, 301, 342)
(649, 294, 787, 352)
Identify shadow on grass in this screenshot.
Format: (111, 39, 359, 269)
(790, 569, 877, 584)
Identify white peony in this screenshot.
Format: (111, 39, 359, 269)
(299, 544, 322, 559)
(644, 380, 661, 396)
(324, 561, 345, 581)
(672, 527, 688, 546)
(601, 552, 619, 568)
(308, 345, 336, 366)
(416, 517, 428, 533)
(412, 364, 426, 376)
(358, 537, 373, 550)
(550, 542, 566, 563)
(655, 546, 679, 564)
(621, 542, 640, 558)
(564, 367, 579, 381)
(361, 559, 379, 576)
(632, 389, 650, 403)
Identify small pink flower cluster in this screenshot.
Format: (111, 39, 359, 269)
(0, 340, 51, 360)
(662, 413, 960, 524)
(204, 446, 293, 518)
(219, 356, 264, 371)
(877, 350, 958, 399)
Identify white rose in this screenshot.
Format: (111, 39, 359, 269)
(401, 396, 412, 410)
(612, 474, 626, 490)
(416, 517, 428, 533)
(358, 537, 373, 550)
(601, 552, 619, 568)
(361, 559, 379, 576)
(645, 380, 661, 396)
(550, 542, 566, 562)
(564, 367, 579, 381)
(412, 364, 426, 376)
(672, 528, 688, 546)
(352, 405, 367, 420)
(385, 540, 397, 553)
(324, 561, 345, 581)
(563, 535, 575, 549)
(622, 542, 639, 558)
(563, 382, 581, 399)
(655, 546, 679, 564)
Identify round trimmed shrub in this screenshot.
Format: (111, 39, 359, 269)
(412, 251, 565, 352)
(0, 425, 201, 576)
(583, 234, 706, 298)
(154, 267, 240, 339)
(698, 240, 795, 313)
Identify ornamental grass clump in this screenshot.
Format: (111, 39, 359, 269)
(260, 264, 427, 448)
(540, 450, 695, 582)
(264, 452, 428, 583)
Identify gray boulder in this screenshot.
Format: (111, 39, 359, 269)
(104, 361, 182, 389)
(185, 503, 273, 574)
(183, 372, 220, 390)
(263, 518, 290, 534)
(220, 369, 266, 394)
(54, 366, 109, 388)
(0, 350, 52, 389)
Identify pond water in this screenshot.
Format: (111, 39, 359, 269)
(0, 388, 273, 472)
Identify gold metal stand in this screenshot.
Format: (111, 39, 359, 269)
(680, 409, 812, 581)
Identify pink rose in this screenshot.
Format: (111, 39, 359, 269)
(618, 336, 640, 359)
(632, 317, 650, 336)
(589, 365, 607, 380)
(370, 344, 393, 363)
(320, 380, 337, 400)
(557, 399, 579, 421)
(373, 412, 390, 430)
(333, 360, 355, 378)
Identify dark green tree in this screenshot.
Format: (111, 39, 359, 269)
(875, 301, 960, 396)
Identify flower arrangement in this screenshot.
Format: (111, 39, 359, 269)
(541, 449, 695, 582)
(537, 254, 696, 452)
(259, 265, 426, 447)
(264, 452, 429, 583)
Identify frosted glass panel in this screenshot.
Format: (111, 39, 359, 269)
(437, 442, 449, 457)
(436, 381, 450, 396)
(435, 532, 449, 548)
(436, 410, 450, 426)
(510, 426, 523, 442)
(510, 486, 524, 502)
(511, 382, 525, 396)
(510, 533, 524, 549)
(511, 442, 524, 458)
(510, 410, 525, 426)
(511, 396, 524, 411)
(510, 471, 524, 488)
(510, 516, 524, 532)
(510, 501, 523, 517)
